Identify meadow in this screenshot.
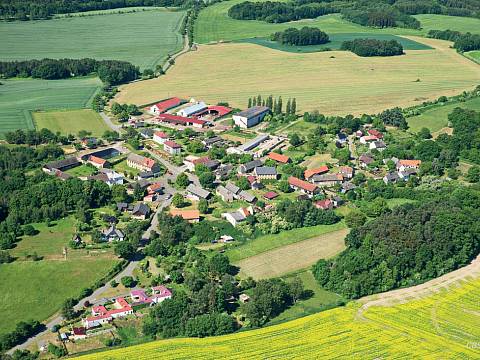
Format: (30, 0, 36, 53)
(466, 50, 480, 64)
(0, 9, 185, 69)
(407, 97, 480, 133)
(236, 228, 348, 279)
(33, 109, 110, 137)
(74, 276, 480, 359)
(0, 77, 101, 137)
(413, 14, 480, 35)
(116, 38, 480, 115)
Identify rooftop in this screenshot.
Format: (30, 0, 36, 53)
(268, 152, 290, 163)
(235, 106, 270, 119)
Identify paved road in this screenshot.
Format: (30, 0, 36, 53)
(146, 149, 201, 187)
(100, 112, 122, 133)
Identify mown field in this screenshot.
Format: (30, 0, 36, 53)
(236, 228, 348, 279)
(0, 9, 185, 69)
(33, 109, 110, 136)
(413, 14, 480, 35)
(116, 38, 480, 115)
(407, 97, 480, 133)
(1, 217, 119, 335)
(75, 276, 480, 359)
(466, 50, 480, 64)
(0, 77, 101, 137)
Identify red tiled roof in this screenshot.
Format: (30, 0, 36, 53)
(339, 166, 353, 174)
(368, 129, 384, 138)
(154, 131, 168, 138)
(157, 113, 206, 126)
(398, 159, 421, 168)
(288, 176, 318, 192)
(164, 140, 181, 149)
(315, 199, 333, 209)
(304, 166, 329, 179)
(267, 152, 290, 164)
(170, 209, 200, 220)
(142, 157, 156, 169)
(89, 155, 106, 165)
(152, 97, 184, 113)
(263, 191, 278, 200)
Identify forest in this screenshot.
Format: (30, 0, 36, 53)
(340, 38, 404, 56)
(0, 0, 188, 20)
(313, 186, 480, 298)
(0, 58, 139, 85)
(271, 27, 329, 46)
(427, 29, 480, 52)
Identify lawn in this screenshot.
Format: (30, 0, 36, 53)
(33, 109, 110, 137)
(64, 164, 97, 177)
(385, 198, 418, 210)
(0, 9, 185, 69)
(0, 77, 101, 137)
(235, 228, 348, 279)
(407, 97, 480, 133)
(75, 276, 480, 359)
(113, 158, 139, 177)
(0, 256, 118, 335)
(115, 38, 480, 115)
(238, 33, 431, 53)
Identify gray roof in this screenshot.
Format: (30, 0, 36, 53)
(186, 184, 211, 199)
(312, 174, 343, 182)
(203, 136, 223, 146)
(384, 172, 400, 182)
(238, 135, 270, 152)
(235, 106, 270, 119)
(372, 141, 386, 148)
(215, 164, 233, 177)
(254, 166, 277, 176)
(359, 154, 374, 164)
(44, 157, 80, 171)
(204, 159, 220, 170)
(216, 185, 234, 201)
(225, 182, 240, 194)
(229, 211, 246, 222)
(102, 225, 124, 238)
(239, 190, 256, 203)
(240, 160, 263, 173)
(132, 203, 150, 216)
(342, 182, 356, 191)
(139, 128, 154, 137)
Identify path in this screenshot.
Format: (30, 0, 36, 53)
(356, 254, 480, 320)
(99, 112, 122, 133)
(162, 34, 191, 74)
(146, 149, 201, 187)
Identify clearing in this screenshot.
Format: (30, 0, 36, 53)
(33, 109, 110, 137)
(235, 228, 348, 279)
(0, 77, 101, 137)
(75, 267, 480, 359)
(115, 38, 480, 115)
(0, 9, 185, 69)
(407, 97, 480, 133)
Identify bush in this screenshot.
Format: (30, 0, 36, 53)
(121, 276, 136, 288)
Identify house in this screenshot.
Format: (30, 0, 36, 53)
(360, 135, 379, 144)
(315, 199, 333, 210)
(368, 129, 383, 139)
(383, 172, 400, 184)
(88, 155, 109, 169)
(215, 164, 233, 180)
(81, 137, 99, 148)
(263, 191, 278, 200)
(163, 140, 182, 155)
(311, 174, 344, 187)
(359, 154, 374, 168)
(97, 169, 124, 186)
(288, 176, 319, 197)
(84, 297, 133, 329)
(238, 190, 256, 203)
(216, 185, 235, 202)
(239, 294, 250, 303)
(397, 160, 421, 172)
(222, 206, 253, 227)
(267, 152, 290, 164)
(233, 106, 270, 128)
(341, 182, 357, 194)
(170, 209, 200, 223)
(370, 141, 386, 151)
(147, 183, 163, 195)
(117, 202, 128, 212)
(132, 203, 151, 220)
(151, 285, 172, 303)
(177, 102, 207, 117)
(238, 160, 263, 174)
(150, 97, 185, 114)
(102, 225, 125, 242)
(137, 171, 155, 180)
(332, 196, 344, 207)
(218, 235, 234, 243)
(202, 136, 223, 148)
(337, 133, 348, 144)
(43, 157, 81, 173)
(184, 155, 210, 172)
(186, 184, 211, 201)
(254, 166, 277, 180)
(304, 166, 329, 180)
(153, 131, 169, 145)
(72, 327, 87, 340)
(127, 154, 159, 173)
(130, 289, 153, 306)
(339, 166, 354, 179)
(355, 130, 363, 138)
(139, 128, 154, 139)
(225, 182, 241, 196)
(398, 167, 418, 180)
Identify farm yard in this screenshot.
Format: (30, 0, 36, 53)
(0, 9, 185, 69)
(75, 276, 480, 359)
(116, 38, 480, 115)
(0, 77, 102, 137)
(33, 109, 110, 136)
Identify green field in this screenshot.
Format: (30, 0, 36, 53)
(466, 50, 480, 64)
(0, 77, 102, 137)
(226, 222, 346, 263)
(239, 33, 431, 53)
(64, 164, 97, 177)
(407, 97, 480, 133)
(414, 14, 480, 35)
(76, 276, 480, 359)
(33, 109, 110, 136)
(0, 9, 185, 69)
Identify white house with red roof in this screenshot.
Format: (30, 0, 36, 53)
(149, 97, 185, 114)
(127, 153, 158, 173)
(84, 297, 133, 329)
(151, 285, 172, 303)
(396, 159, 422, 172)
(288, 176, 319, 197)
(88, 155, 109, 169)
(153, 131, 169, 145)
(164, 140, 182, 155)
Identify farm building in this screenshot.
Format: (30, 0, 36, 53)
(88, 155, 110, 169)
(127, 153, 159, 173)
(288, 176, 319, 197)
(304, 166, 329, 180)
(239, 159, 263, 174)
(228, 134, 270, 154)
(43, 157, 80, 173)
(186, 184, 211, 201)
(153, 131, 169, 144)
(311, 174, 344, 187)
(216, 185, 235, 202)
(233, 106, 270, 128)
(157, 113, 207, 128)
(177, 102, 207, 117)
(150, 97, 185, 114)
(267, 152, 290, 164)
(170, 209, 200, 223)
(164, 140, 182, 155)
(202, 136, 223, 148)
(195, 105, 232, 120)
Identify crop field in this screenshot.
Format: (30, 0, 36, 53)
(116, 38, 480, 115)
(0, 9, 185, 69)
(239, 33, 431, 53)
(33, 109, 110, 136)
(236, 228, 348, 279)
(226, 222, 346, 263)
(75, 276, 480, 359)
(413, 14, 480, 35)
(407, 97, 480, 133)
(0, 77, 101, 137)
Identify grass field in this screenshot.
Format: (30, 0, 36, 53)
(227, 222, 346, 263)
(407, 97, 480, 133)
(236, 228, 348, 279)
(465, 50, 480, 64)
(414, 14, 480, 35)
(75, 276, 480, 359)
(64, 164, 97, 177)
(239, 33, 431, 53)
(0, 77, 101, 137)
(33, 109, 110, 136)
(116, 38, 480, 115)
(0, 9, 185, 69)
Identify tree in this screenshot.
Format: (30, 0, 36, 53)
(121, 276, 136, 288)
(198, 199, 209, 214)
(176, 173, 190, 188)
(289, 277, 305, 303)
(61, 298, 76, 320)
(236, 176, 251, 190)
(418, 127, 432, 139)
(291, 98, 296, 114)
(114, 241, 136, 260)
(289, 133, 302, 146)
(48, 343, 67, 358)
(199, 171, 216, 189)
(209, 253, 230, 276)
(111, 184, 128, 203)
(23, 224, 37, 236)
(345, 210, 367, 228)
(466, 166, 480, 183)
(172, 193, 186, 208)
(278, 180, 292, 193)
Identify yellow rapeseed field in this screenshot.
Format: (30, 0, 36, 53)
(75, 277, 480, 359)
(116, 37, 480, 115)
